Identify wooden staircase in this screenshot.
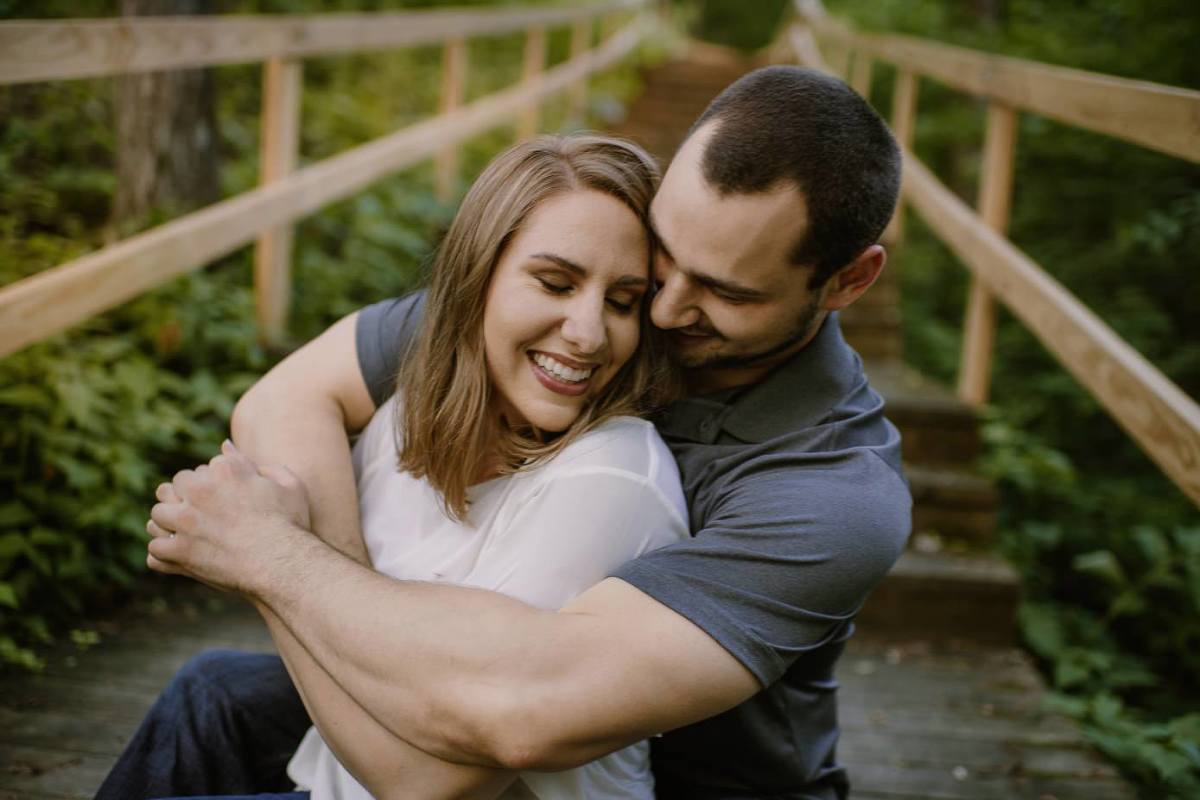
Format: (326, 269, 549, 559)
(610, 44, 1019, 646)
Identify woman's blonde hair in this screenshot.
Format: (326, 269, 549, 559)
(396, 133, 678, 521)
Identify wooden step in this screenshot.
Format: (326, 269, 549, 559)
(864, 360, 984, 468)
(856, 551, 1020, 645)
(907, 465, 998, 547)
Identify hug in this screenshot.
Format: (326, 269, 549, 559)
(98, 65, 911, 800)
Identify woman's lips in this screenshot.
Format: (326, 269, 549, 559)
(528, 354, 590, 396)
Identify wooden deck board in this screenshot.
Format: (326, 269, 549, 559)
(0, 587, 1134, 799)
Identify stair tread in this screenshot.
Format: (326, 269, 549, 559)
(889, 550, 1018, 587)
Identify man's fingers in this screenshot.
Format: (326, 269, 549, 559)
(258, 463, 302, 491)
(147, 531, 186, 564)
(155, 482, 181, 504)
(145, 519, 175, 540)
(151, 501, 189, 533)
(146, 551, 184, 575)
(221, 439, 256, 475)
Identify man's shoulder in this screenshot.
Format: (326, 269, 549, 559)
(356, 291, 427, 408)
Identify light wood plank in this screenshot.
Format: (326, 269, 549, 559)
(958, 102, 1017, 406)
(518, 25, 547, 140)
(435, 37, 468, 202)
(0, 18, 646, 358)
(850, 52, 872, 99)
(798, 0, 1200, 163)
(788, 24, 828, 72)
(903, 152, 1200, 505)
(883, 69, 918, 244)
(253, 56, 302, 345)
(0, 0, 644, 86)
(568, 18, 592, 125)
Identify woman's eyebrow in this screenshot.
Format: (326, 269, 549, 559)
(530, 253, 648, 288)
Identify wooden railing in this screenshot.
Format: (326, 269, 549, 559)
(788, 0, 1200, 506)
(0, 0, 649, 351)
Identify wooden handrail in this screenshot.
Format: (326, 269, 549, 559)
(789, 1, 1200, 505)
(902, 154, 1200, 504)
(0, 0, 643, 86)
(795, 0, 1200, 164)
(0, 16, 647, 358)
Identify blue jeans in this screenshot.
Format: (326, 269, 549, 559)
(95, 649, 312, 800)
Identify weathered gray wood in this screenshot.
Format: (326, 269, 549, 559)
(0, 744, 112, 800)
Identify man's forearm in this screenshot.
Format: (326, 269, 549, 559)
(258, 606, 515, 800)
(251, 529, 650, 771)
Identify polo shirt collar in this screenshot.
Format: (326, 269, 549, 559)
(657, 313, 862, 444)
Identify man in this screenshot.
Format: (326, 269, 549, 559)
(102, 65, 909, 800)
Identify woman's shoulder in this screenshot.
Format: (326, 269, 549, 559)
(538, 416, 675, 485)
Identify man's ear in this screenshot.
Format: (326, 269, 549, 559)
(821, 245, 886, 311)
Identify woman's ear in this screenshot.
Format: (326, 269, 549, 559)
(821, 245, 887, 312)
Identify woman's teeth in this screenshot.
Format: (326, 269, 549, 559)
(533, 353, 594, 383)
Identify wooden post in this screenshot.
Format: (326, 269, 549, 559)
(883, 68, 918, 245)
(850, 53, 872, 99)
(517, 25, 546, 140)
(568, 18, 591, 127)
(829, 43, 851, 79)
(253, 56, 301, 345)
(435, 37, 467, 202)
(600, 11, 621, 42)
(958, 102, 1018, 406)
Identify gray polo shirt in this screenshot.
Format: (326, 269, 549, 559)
(356, 292, 911, 800)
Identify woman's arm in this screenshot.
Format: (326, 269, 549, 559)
(215, 314, 518, 799)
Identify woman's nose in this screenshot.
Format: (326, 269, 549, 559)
(560, 295, 607, 355)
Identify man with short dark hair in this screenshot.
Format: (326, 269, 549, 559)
(101, 66, 910, 800)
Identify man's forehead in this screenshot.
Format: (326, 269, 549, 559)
(650, 170, 807, 285)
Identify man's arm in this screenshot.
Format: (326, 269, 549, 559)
(263, 552, 762, 771)
(149, 482, 760, 772)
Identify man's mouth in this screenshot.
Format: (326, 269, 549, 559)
(672, 326, 720, 340)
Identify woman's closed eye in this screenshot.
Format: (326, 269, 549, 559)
(536, 276, 572, 295)
(606, 294, 640, 314)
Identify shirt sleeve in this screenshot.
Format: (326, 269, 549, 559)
(464, 471, 689, 612)
(611, 451, 911, 687)
(355, 291, 427, 408)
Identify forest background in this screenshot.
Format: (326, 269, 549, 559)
(0, 0, 1197, 796)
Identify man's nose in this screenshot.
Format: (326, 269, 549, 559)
(560, 295, 607, 355)
(650, 272, 699, 330)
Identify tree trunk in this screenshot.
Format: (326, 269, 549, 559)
(110, 0, 220, 234)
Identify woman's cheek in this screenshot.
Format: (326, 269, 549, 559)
(615, 317, 642, 369)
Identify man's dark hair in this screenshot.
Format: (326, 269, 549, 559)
(691, 65, 901, 287)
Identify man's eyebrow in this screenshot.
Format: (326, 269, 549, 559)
(530, 253, 648, 288)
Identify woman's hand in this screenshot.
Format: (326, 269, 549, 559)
(146, 440, 313, 596)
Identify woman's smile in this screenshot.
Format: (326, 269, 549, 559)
(529, 351, 597, 396)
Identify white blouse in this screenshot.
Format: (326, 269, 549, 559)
(287, 395, 689, 800)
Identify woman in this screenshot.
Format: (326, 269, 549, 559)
(156, 134, 688, 800)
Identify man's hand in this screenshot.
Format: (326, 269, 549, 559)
(147, 440, 313, 596)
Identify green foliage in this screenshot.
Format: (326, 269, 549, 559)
(681, 0, 791, 52)
(828, 0, 1200, 793)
